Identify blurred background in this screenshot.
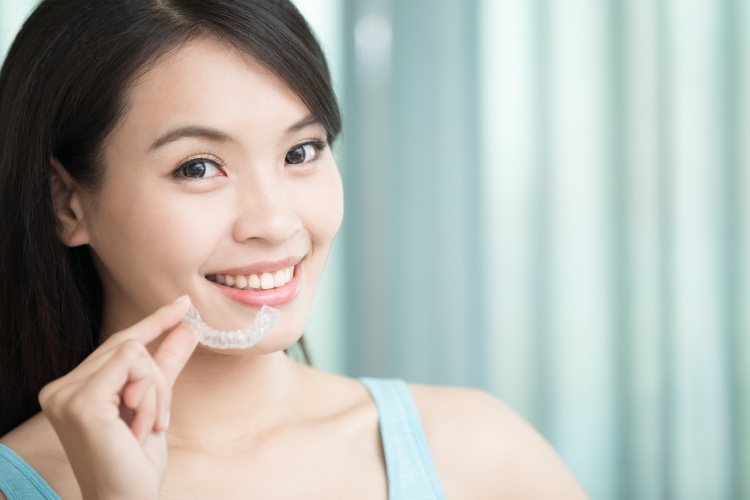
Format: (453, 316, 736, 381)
(2, 0, 748, 499)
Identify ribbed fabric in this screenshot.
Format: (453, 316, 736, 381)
(0, 444, 60, 500)
(358, 377, 447, 500)
(0, 378, 446, 500)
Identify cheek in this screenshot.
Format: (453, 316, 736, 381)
(293, 167, 344, 244)
(139, 196, 223, 260)
(89, 185, 226, 284)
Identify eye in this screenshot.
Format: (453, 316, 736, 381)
(174, 158, 224, 179)
(285, 142, 323, 165)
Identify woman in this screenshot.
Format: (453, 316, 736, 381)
(0, 1, 588, 498)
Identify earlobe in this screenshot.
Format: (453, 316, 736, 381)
(50, 158, 90, 247)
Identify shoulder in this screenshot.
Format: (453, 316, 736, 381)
(0, 412, 61, 464)
(407, 383, 589, 500)
(0, 413, 80, 499)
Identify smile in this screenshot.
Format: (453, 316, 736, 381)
(207, 266, 294, 290)
(204, 258, 303, 308)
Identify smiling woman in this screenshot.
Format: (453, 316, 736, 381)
(0, 1, 587, 499)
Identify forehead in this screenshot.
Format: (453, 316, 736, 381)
(111, 37, 310, 149)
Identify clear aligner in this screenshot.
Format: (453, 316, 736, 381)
(181, 304, 280, 349)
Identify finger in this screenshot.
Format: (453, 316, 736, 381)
(118, 355, 171, 433)
(129, 384, 158, 443)
(57, 342, 136, 390)
(153, 323, 199, 387)
(141, 364, 169, 436)
(81, 340, 155, 410)
(52, 336, 124, 386)
(152, 323, 198, 430)
(122, 377, 152, 411)
(62, 295, 190, 388)
(40, 376, 87, 419)
(59, 296, 193, 384)
(120, 295, 192, 344)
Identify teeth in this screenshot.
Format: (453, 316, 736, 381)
(260, 272, 274, 290)
(274, 270, 286, 287)
(235, 275, 248, 289)
(208, 266, 295, 291)
(248, 273, 260, 289)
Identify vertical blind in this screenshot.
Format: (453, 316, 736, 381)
(477, 1, 747, 498)
(342, 1, 748, 499)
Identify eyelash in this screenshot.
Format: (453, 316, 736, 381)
(170, 137, 329, 180)
(171, 154, 224, 180)
(286, 137, 328, 167)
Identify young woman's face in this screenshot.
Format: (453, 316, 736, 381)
(80, 38, 343, 354)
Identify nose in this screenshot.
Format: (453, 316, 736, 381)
(231, 177, 302, 244)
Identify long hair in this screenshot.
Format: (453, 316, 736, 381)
(0, 0, 341, 436)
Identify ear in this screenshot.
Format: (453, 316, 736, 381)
(50, 158, 90, 247)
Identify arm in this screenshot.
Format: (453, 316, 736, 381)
(410, 384, 589, 499)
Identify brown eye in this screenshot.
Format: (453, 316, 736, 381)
(174, 159, 223, 179)
(285, 143, 318, 165)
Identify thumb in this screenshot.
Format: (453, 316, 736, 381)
(152, 323, 199, 387)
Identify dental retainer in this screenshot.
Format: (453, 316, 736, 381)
(181, 304, 280, 349)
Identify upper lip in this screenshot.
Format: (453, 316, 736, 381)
(207, 255, 304, 277)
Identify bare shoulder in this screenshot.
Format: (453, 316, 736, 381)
(407, 383, 589, 500)
(0, 413, 80, 499)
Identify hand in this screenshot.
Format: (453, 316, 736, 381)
(39, 296, 198, 500)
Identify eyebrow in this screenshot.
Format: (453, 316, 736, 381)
(149, 126, 234, 152)
(285, 114, 324, 136)
(148, 115, 324, 152)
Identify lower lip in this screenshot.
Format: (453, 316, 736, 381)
(208, 265, 302, 308)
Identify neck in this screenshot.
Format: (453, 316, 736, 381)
(163, 348, 306, 453)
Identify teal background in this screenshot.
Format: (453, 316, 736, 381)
(2, 1, 748, 499)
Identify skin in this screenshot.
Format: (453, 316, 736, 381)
(0, 38, 589, 499)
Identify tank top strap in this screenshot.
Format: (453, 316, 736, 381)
(358, 377, 447, 500)
(0, 444, 61, 500)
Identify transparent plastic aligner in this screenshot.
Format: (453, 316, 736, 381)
(181, 304, 280, 349)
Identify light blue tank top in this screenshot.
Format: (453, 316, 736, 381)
(0, 377, 446, 499)
(359, 377, 447, 499)
(0, 445, 60, 500)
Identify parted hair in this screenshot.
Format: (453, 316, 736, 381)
(0, 0, 341, 436)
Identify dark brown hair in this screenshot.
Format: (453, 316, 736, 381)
(0, 0, 340, 436)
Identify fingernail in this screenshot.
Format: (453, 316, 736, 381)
(163, 410, 171, 429)
(172, 295, 190, 305)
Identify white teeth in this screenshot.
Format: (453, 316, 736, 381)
(274, 270, 286, 287)
(248, 273, 261, 289)
(235, 275, 248, 289)
(260, 272, 275, 290)
(209, 265, 295, 290)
